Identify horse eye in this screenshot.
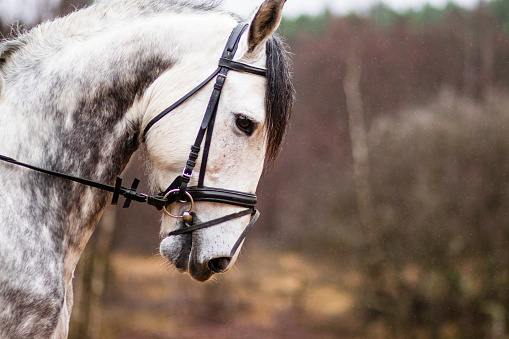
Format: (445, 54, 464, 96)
(235, 115, 255, 136)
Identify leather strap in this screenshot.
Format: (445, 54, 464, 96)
(173, 24, 249, 195)
(0, 154, 259, 257)
(161, 186, 256, 208)
(188, 187, 257, 207)
(197, 107, 216, 187)
(142, 68, 221, 139)
(0, 155, 167, 208)
(218, 58, 266, 77)
(168, 207, 255, 236)
(142, 23, 257, 139)
(143, 23, 267, 199)
(230, 209, 259, 257)
(167, 207, 258, 258)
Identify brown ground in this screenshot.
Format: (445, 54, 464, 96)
(98, 245, 364, 339)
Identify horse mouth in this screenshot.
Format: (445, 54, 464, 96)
(159, 232, 216, 282)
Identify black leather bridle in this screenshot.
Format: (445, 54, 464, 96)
(0, 23, 265, 257)
(143, 23, 266, 255)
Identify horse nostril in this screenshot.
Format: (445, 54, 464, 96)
(207, 257, 231, 273)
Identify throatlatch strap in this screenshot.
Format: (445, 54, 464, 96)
(142, 68, 221, 139)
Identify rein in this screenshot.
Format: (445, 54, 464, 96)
(0, 155, 163, 208)
(0, 153, 257, 248)
(0, 23, 266, 255)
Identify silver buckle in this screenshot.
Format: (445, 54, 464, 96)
(182, 167, 193, 179)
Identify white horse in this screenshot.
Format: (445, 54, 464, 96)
(0, 0, 293, 337)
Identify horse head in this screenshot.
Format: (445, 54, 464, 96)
(142, 0, 292, 281)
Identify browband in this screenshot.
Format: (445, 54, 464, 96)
(218, 58, 267, 77)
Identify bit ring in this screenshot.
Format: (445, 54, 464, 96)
(162, 189, 194, 218)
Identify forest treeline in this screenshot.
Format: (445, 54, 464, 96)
(263, 0, 509, 239)
(266, 1, 509, 337)
(2, 1, 509, 337)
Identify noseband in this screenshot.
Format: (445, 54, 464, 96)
(0, 23, 265, 258)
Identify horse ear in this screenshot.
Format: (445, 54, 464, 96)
(0, 40, 23, 71)
(246, 0, 286, 55)
(0, 41, 22, 95)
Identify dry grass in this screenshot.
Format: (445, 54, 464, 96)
(97, 246, 360, 339)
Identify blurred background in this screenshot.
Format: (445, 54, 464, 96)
(2, 0, 509, 337)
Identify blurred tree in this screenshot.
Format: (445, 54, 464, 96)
(490, 0, 509, 31)
(366, 90, 509, 337)
(404, 3, 446, 27)
(342, 30, 376, 234)
(477, 1, 496, 99)
(279, 12, 331, 39)
(370, 2, 402, 28)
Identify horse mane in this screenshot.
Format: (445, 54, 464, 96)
(0, 0, 225, 98)
(0, 0, 224, 51)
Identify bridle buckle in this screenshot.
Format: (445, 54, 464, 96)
(182, 167, 193, 179)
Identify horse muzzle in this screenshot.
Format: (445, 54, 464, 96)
(159, 204, 259, 281)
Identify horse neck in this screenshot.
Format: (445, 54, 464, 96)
(0, 10, 236, 262)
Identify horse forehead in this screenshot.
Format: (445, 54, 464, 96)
(222, 71, 266, 121)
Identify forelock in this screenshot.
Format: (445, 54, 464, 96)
(264, 34, 294, 166)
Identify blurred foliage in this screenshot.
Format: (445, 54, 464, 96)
(361, 90, 509, 337)
(279, 12, 332, 40)
(490, 0, 509, 31)
(266, 1, 509, 337)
